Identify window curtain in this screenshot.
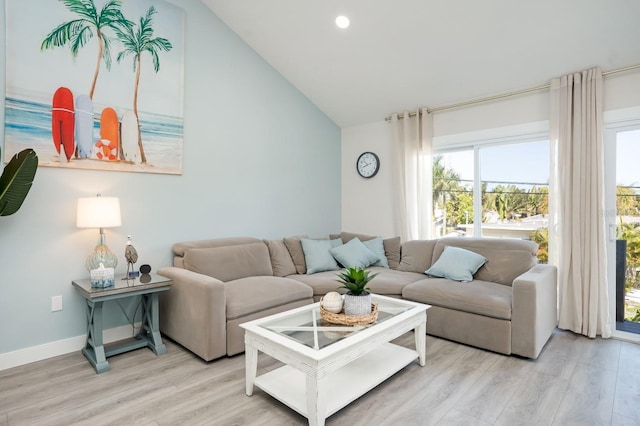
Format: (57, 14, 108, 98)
(549, 67, 611, 338)
(391, 108, 433, 241)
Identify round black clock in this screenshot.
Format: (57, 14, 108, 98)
(356, 152, 380, 178)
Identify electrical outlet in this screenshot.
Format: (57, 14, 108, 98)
(51, 295, 62, 312)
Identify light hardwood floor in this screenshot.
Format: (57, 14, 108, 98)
(1, 329, 639, 426)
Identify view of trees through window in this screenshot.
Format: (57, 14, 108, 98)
(616, 129, 640, 325)
(433, 140, 550, 262)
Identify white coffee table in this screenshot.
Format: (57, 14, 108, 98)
(240, 294, 429, 426)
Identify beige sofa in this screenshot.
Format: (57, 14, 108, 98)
(158, 232, 557, 361)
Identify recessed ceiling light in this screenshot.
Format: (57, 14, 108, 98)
(335, 15, 350, 29)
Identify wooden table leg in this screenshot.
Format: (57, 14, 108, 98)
(245, 344, 258, 396)
(306, 374, 326, 426)
(82, 300, 110, 374)
(415, 318, 427, 367)
(138, 293, 167, 355)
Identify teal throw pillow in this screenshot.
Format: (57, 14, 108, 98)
(330, 237, 380, 269)
(425, 246, 488, 282)
(301, 238, 343, 274)
(362, 237, 389, 268)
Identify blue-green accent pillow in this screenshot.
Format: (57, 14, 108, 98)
(362, 237, 389, 268)
(330, 237, 380, 269)
(301, 238, 343, 274)
(425, 246, 488, 282)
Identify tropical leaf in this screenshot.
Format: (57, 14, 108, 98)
(0, 149, 38, 216)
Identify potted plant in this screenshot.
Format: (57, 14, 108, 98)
(336, 267, 378, 315)
(0, 148, 38, 216)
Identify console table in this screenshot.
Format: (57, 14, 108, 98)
(72, 273, 172, 374)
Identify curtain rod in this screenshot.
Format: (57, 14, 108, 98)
(384, 63, 640, 122)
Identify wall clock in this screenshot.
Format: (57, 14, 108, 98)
(356, 152, 380, 178)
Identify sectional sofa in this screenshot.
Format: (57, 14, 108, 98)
(158, 232, 557, 362)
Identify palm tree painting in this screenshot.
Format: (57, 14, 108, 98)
(113, 6, 172, 164)
(3, 0, 184, 175)
(40, 0, 132, 100)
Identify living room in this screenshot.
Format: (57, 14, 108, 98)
(1, 0, 640, 424)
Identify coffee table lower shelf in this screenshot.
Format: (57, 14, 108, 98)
(254, 342, 417, 420)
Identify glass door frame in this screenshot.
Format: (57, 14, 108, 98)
(604, 119, 640, 342)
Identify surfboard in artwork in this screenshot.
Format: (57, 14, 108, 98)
(97, 107, 119, 161)
(51, 86, 75, 161)
(74, 94, 93, 159)
(121, 111, 140, 164)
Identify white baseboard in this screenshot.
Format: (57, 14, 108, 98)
(0, 324, 140, 371)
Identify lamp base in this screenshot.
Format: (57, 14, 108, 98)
(86, 244, 118, 271)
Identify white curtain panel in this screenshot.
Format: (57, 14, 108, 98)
(549, 67, 611, 338)
(391, 108, 433, 241)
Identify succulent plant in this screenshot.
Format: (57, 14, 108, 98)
(336, 267, 378, 296)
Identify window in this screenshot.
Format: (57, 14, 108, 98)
(433, 139, 549, 262)
(433, 150, 473, 238)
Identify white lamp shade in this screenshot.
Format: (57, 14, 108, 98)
(76, 196, 122, 228)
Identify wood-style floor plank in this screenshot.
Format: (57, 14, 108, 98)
(613, 341, 640, 423)
(0, 329, 638, 426)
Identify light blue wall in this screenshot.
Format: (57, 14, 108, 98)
(0, 0, 341, 354)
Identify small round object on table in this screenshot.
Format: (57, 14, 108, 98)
(320, 291, 343, 313)
(140, 264, 151, 274)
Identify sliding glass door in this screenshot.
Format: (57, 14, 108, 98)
(607, 127, 640, 334)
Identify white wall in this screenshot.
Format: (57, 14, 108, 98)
(0, 0, 341, 363)
(342, 71, 640, 235)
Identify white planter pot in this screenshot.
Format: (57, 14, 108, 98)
(344, 292, 372, 316)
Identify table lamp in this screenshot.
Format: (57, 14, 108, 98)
(77, 194, 121, 271)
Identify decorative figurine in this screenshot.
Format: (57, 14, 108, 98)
(124, 235, 139, 278)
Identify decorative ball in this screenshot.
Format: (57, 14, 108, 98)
(321, 291, 343, 313)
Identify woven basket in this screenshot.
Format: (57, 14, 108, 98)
(319, 303, 378, 326)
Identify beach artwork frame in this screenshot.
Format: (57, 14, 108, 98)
(3, 0, 184, 175)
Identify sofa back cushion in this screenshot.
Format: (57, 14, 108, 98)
(173, 237, 262, 268)
(283, 235, 309, 274)
(183, 242, 273, 282)
(263, 239, 297, 277)
(397, 239, 438, 273)
(432, 238, 538, 286)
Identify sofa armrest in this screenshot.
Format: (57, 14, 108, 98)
(158, 267, 226, 361)
(511, 264, 558, 359)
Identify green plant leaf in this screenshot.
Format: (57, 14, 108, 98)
(0, 148, 38, 216)
(335, 267, 378, 295)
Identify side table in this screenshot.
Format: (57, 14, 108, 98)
(72, 273, 172, 374)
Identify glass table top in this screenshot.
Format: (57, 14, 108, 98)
(259, 296, 416, 350)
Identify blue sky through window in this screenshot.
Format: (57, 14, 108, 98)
(440, 140, 549, 190)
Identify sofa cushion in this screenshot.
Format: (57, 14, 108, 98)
(334, 232, 401, 269)
(426, 246, 488, 282)
(362, 237, 389, 268)
(432, 237, 538, 286)
(329, 238, 380, 269)
(183, 243, 273, 282)
(284, 235, 309, 274)
(397, 239, 437, 273)
(301, 238, 342, 274)
(264, 239, 297, 277)
(403, 278, 512, 320)
(225, 276, 313, 320)
(173, 237, 262, 257)
(474, 248, 538, 286)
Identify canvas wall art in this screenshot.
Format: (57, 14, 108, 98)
(3, 0, 184, 175)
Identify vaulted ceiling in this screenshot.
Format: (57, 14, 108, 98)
(202, 0, 640, 127)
